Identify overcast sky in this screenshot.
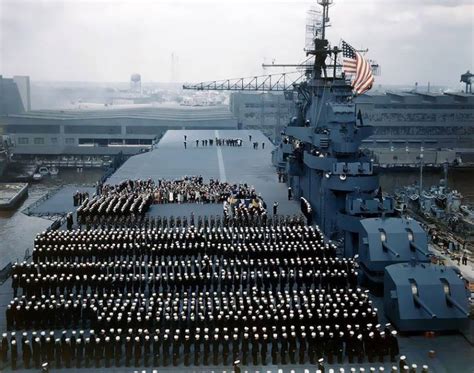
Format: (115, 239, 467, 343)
(1, 0, 472, 87)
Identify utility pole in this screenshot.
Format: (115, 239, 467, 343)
(419, 146, 424, 194)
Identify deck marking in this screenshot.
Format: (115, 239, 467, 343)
(214, 130, 227, 182)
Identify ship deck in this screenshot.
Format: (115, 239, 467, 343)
(0, 129, 472, 372)
(108, 129, 300, 217)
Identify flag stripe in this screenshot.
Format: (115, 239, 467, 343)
(341, 40, 374, 95)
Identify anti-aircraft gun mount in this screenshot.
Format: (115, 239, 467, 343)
(182, 0, 470, 332)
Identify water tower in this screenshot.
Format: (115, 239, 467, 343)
(130, 73, 142, 93)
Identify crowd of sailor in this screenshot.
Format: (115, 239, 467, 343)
(72, 211, 304, 232)
(1, 322, 403, 370)
(76, 177, 260, 223)
(193, 137, 243, 147)
(0, 221, 407, 370)
(152, 177, 256, 204)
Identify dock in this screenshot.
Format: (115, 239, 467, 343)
(0, 183, 28, 210)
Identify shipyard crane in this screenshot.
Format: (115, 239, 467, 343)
(182, 71, 306, 92)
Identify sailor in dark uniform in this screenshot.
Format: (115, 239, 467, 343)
(76, 337, 84, 368)
(114, 335, 122, 367)
(389, 330, 399, 362)
(123, 336, 131, 367)
(11, 339, 18, 370)
(193, 334, 201, 366)
(66, 213, 74, 230)
(203, 334, 210, 366)
(212, 333, 220, 366)
(133, 336, 141, 367)
(251, 333, 259, 365)
(172, 334, 180, 366)
(153, 334, 161, 367)
(54, 338, 62, 368)
(23, 339, 32, 369)
(84, 338, 93, 368)
(1, 333, 8, 367)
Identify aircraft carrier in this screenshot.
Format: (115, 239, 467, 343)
(0, 1, 472, 372)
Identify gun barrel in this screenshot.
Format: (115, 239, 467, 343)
(382, 242, 400, 258)
(446, 294, 469, 317)
(414, 295, 437, 319)
(410, 241, 430, 257)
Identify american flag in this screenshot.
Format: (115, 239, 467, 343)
(342, 40, 374, 95)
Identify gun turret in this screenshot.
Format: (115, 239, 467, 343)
(384, 263, 470, 331)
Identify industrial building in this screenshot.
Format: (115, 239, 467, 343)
(0, 105, 237, 156)
(230, 90, 474, 165)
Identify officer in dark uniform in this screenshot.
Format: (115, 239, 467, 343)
(66, 213, 74, 230)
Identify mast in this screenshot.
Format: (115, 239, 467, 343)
(319, 0, 331, 41)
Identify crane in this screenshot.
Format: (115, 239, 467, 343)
(182, 71, 306, 92)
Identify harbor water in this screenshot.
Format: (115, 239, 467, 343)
(0, 168, 104, 268)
